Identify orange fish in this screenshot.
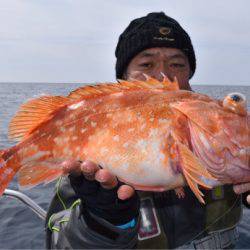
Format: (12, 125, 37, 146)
(0, 77, 249, 203)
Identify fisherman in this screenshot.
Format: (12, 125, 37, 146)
(46, 12, 250, 249)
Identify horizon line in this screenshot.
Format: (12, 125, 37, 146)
(0, 81, 249, 86)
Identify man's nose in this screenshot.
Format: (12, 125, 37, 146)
(151, 63, 172, 81)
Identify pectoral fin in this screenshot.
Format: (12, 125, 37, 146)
(178, 143, 217, 204)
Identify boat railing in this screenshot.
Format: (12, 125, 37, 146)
(3, 189, 47, 220)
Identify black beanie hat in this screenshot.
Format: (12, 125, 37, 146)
(115, 12, 196, 79)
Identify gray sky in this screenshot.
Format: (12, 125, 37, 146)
(0, 0, 249, 85)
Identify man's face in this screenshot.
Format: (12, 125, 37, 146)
(124, 47, 191, 90)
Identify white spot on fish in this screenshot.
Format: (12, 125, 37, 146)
(88, 135, 94, 141)
(158, 118, 169, 124)
(136, 139, 148, 152)
(1, 172, 7, 179)
(63, 137, 70, 143)
(63, 147, 73, 155)
(113, 135, 120, 142)
(127, 114, 133, 122)
(158, 152, 165, 162)
(113, 155, 121, 161)
(4, 168, 13, 175)
(150, 118, 154, 122)
(52, 149, 58, 156)
(112, 92, 124, 97)
(140, 124, 146, 131)
(239, 149, 246, 156)
(91, 122, 97, 127)
(56, 120, 63, 126)
(60, 127, 66, 133)
(100, 147, 109, 155)
(112, 123, 118, 128)
(84, 117, 89, 122)
(54, 137, 64, 145)
(69, 126, 76, 132)
(121, 162, 129, 169)
(68, 101, 85, 110)
(128, 128, 135, 133)
(149, 128, 159, 137)
(20, 145, 39, 155)
(123, 142, 129, 148)
(72, 136, 78, 141)
(81, 128, 87, 134)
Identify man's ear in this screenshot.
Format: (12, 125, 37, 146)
(189, 70, 193, 79)
(121, 69, 128, 80)
(122, 73, 127, 80)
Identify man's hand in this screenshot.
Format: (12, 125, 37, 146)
(61, 159, 135, 200)
(61, 159, 139, 225)
(233, 183, 250, 206)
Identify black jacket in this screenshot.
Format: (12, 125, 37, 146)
(46, 176, 243, 249)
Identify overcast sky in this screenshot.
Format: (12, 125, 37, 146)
(0, 0, 249, 85)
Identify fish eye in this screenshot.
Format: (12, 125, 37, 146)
(223, 92, 247, 116)
(229, 93, 245, 102)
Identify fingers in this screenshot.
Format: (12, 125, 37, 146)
(94, 168, 136, 199)
(63, 159, 118, 190)
(62, 159, 135, 200)
(95, 169, 118, 189)
(81, 160, 100, 180)
(117, 185, 135, 200)
(233, 182, 250, 194)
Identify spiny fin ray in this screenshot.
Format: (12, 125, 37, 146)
(68, 77, 179, 100)
(18, 164, 63, 188)
(178, 143, 217, 204)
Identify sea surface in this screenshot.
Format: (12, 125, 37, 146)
(0, 82, 249, 249)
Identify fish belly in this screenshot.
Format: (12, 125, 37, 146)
(83, 123, 186, 191)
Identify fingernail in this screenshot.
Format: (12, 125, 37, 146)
(233, 186, 240, 194)
(247, 195, 250, 204)
(95, 172, 104, 182)
(118, 193, 126, 200)
(81, 165, 91, 173)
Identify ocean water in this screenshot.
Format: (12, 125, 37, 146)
(0, 82, 249, 249)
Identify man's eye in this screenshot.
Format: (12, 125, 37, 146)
(139, 63, 152, 68)
(170, 63, 185, 68)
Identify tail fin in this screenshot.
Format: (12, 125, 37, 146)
(0, 149, 15, 196)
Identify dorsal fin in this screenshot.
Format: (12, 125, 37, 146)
(9, 77, 179, 141)
(68, 77, 179, 100)
(142, 74, 180, 91)
(9, 95, 69, 141)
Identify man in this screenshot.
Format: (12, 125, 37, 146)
(46, 12, 250, 249)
